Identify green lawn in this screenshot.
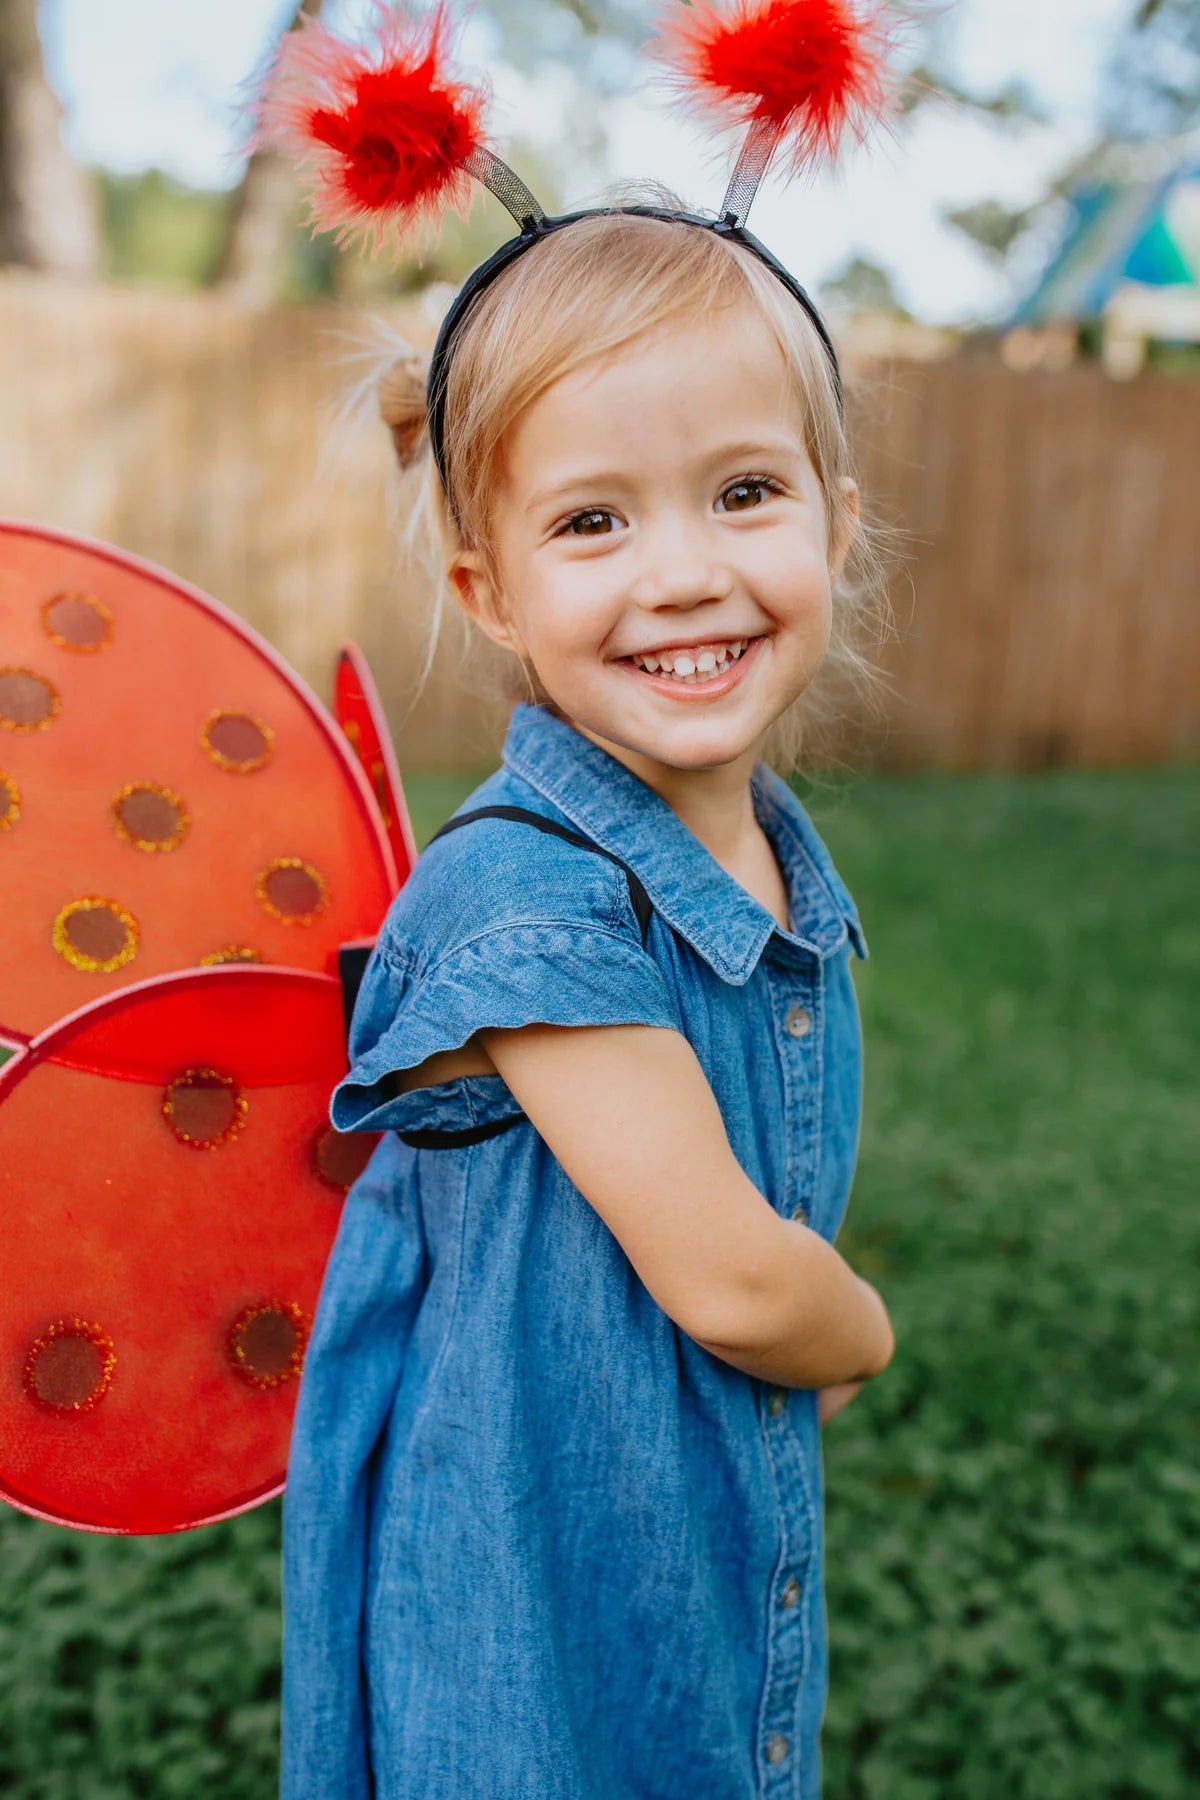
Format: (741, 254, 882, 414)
(1, 766, 1196, 1799)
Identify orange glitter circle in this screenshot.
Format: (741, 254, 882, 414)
(162, 1067, 248, 1150)
(52, 897, 139, 973)
(255, 857, 329, 925)
(23, 1318, 116, 1414)
(41, 591, 114, 653)
(110, 781, 189, 853)
(227, 1300, 310, 1389)
(201, 709, 274, 774)
(199, 945, 263, 967)
(0, 771, 19, 831)
(312, 1123, 376, 1194)
(0, 668, 60, 733)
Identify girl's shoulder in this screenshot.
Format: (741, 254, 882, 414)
(378, 768, 646, 972)
(332, 768, 678, 1137)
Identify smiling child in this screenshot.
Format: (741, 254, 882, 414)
(281, 206, 895, 1800)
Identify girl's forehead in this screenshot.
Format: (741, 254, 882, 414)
(561, 308, 787, 398)
(511, 312, 803, 464)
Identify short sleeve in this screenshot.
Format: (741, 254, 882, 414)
(330, 820, 680, 1138)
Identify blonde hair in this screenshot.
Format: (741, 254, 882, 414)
(376, 189, 892, 771)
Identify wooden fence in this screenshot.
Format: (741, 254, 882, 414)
(1, 271, 1196, 771)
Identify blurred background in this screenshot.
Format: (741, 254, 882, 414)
(0, 2, 1197, 1797)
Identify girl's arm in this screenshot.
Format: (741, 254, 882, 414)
(479, 1022, 894, 1390)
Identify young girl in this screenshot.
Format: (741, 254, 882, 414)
(281, 202, 895, 1799)
(262, 5, 901, 1793)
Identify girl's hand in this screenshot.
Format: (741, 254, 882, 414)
(818, 1381, 864, 1426)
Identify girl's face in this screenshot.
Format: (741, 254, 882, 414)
(451, 307, 854, 777)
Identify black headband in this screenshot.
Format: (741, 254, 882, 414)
(424, 204, 842, 501)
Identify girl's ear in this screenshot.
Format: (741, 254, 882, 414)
(829, 477, 860, 583)
(448, 549, 530, 658)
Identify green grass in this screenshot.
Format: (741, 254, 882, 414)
(1, 766, 1196, 1798)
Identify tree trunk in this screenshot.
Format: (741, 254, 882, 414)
(210, 0, 326, 303)
(0, 0, 100, 274)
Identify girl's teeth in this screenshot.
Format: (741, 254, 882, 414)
(630, 638, 754, 680)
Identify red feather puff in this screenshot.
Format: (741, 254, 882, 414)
(653, 0, 894, 174)
(254, 1, 491, 254)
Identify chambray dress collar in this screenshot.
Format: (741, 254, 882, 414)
(501, 704, 867, 986)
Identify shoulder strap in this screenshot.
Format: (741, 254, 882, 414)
(428, 805, 654, 943)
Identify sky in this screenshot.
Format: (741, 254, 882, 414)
(43, 0, 1137, 324)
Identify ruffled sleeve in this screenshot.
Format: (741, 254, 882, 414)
(330, 819, 680, 1139)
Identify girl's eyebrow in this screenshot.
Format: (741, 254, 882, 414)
(524, 437, 805, 515)
(525, 472, 630, 515)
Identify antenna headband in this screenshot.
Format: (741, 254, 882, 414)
(425, 205, 843, 502)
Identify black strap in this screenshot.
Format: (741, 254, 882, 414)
(398, 806, 655, 1151)
(427, 806, 654, 944)
(396, 1114, 525, 1150)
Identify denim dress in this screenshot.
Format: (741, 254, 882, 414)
(281, 703, 868, 1800)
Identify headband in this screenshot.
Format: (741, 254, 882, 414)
(256, 1, 898, 499)
(425, 205, 845, 491)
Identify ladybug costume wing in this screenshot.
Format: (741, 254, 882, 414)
(0, 965, 379, 1534)
(0, 519, 397, 1047)
(0, 520, 406, 1532)
(334, 642, 417, 888)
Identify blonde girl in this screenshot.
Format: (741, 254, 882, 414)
(263, 6, 901, 1795)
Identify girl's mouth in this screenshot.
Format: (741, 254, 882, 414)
(617, 635, 763, 700)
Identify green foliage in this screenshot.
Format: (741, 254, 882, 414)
(1, 765, 1196, 1796)
(821, 255, 910, 318)
(811, 765, 1200, 1799)
(0, 1506, 281, 1797)
(94, 139, 560, 300)
(97, 171, 234, 289)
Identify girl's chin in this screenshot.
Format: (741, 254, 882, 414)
(575, 713, 769, 777)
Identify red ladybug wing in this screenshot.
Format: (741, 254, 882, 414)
(0, 520, 397, 1044)
(0, 966, 378, 1535)
(334, 642, 417, 886)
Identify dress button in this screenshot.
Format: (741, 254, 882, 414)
(784, 1005, 812, 1040)
(781, 1579, 801, 1609)
(767, 1734, 789, 1764)
(790, 1201, 808, 1224)
(767, 1387, 787, 1418)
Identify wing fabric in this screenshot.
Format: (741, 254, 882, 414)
(0, 521, 410, 1534)
(0, 520, 397, 1044)
(0, 968, 378, 1534)
(334, 642, 417, 887)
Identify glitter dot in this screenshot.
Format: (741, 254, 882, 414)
(312, 1124, 376, 1194)
(23, 1319, 116, 1414)
(0, 771, 19, 831)
(111, 782, 188, 852)
(41, 592, 114, 653)
(52, 897, 139, 973)
(199, 945, 262, 967)
(228, 1300, 310, 1389)
(163, 1068, 248, 1149)
(0, 668, 60, 732)
(201, 709, 274, 773)
(256, 858, 328, 925)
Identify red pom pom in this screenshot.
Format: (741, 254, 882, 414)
(653, 0, 895, 174)
(254, 1, 491, 254)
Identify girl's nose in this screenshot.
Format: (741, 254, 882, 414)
(627, 532, 735, 612)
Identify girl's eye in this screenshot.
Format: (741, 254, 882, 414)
(718, 477, 780, 513)
(561, 509, 617, 537)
